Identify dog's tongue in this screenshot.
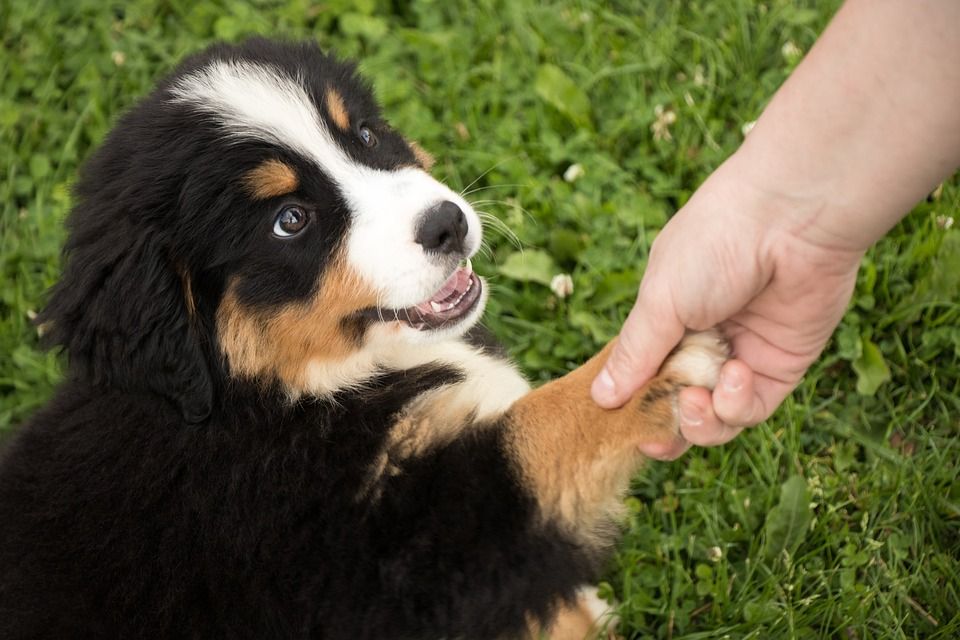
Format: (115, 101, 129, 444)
(414, 263, 473, 314)
(359, 259, 481, 330)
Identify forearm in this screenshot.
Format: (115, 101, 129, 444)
(731, 0, 960, 251)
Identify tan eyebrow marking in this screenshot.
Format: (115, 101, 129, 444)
(325, 88, 350, 131)
(408, 140, 435, 171)
(244, 159, 299, 200)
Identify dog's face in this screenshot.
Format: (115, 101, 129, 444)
(43, 40, 487, 416)
(169, 44, 486, 392)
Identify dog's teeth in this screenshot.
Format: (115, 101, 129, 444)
(430, 301, 443, 313)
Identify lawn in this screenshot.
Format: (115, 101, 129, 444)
(1, 0, 958, 638)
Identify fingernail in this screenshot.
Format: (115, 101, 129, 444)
(679, 399, 703, 427)
(593, 368, 616, 401)
(721, 368, 742, 393)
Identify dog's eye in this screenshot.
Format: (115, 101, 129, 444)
(273, 206, 309, 238)
(358, 125, 377, 148)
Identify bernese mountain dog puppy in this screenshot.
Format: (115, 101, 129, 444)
(0, 39, 727, 639)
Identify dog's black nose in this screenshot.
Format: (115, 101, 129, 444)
(415, 201, 468, 256)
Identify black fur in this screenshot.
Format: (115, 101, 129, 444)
(0, 40, 601, 639)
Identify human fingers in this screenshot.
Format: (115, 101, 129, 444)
(676, 386, 746, 447)
(713, 327, 817, 427)
(676, 358, 800, 446)
(717, 371, 798, 427)
(636, 431, 691, 461)
(635, 361, 752, 458)
(591, 282, 686, 409)
(709, 359, 779, 428)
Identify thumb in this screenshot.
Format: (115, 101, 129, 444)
(591, 287, 685, 408)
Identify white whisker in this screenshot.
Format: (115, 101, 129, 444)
(460, 183, 526, 198)
(375, 290, 386, 324)
(458, 158, 517, 196)
(475, 209, 523, 250)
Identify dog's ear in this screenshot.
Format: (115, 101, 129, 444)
(39, 216, 213, 424)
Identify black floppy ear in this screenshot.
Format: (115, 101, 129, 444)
(39, 217, 213, 424)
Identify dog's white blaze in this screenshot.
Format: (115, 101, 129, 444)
(168, 60, 481, 308)
(345, 168, 482, 308)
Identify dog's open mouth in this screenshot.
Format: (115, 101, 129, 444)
(361, 260, 483, 330)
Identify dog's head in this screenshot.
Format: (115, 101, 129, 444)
(41, 39, 486, 422)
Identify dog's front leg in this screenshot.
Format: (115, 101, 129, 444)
(505, 332, 727, 638)
(504, 331, 726, 545)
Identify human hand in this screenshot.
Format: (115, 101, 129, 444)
(590, 156, 864, 460)
(588, 0, 960, 460)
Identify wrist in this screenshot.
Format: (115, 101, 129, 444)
(716, 0, 960, 253)
(719, 139, 892, 256)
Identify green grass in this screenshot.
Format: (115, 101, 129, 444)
(2, 1, 958, 638)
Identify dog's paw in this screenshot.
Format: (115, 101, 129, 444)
(621, 329, 729, 449)
(660, 329, 729, 390)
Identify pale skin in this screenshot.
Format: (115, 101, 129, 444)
(591, 0, 960, 459)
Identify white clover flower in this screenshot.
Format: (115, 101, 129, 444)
(707, 546, 723, 562)
(550, 273, 574, 299)
(651, 104, 677, 142)
(693, 64, 706, 87)
(563, 163, 584, 183)
(781, 41, 802, 63)
(111, 51, 126, 66)
(741, 120, 756, 137)
(936, 215, 954, 230)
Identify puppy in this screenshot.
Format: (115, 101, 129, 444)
(0, 39, 726, 639)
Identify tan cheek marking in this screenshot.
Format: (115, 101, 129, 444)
(326, 88, 350, 131)
(407, 140, 435, 171)
(216, 255, 379, 391)
(244, 159, 299, 200)
(504, 340, 682, 547)
(215, 293, 270, 380)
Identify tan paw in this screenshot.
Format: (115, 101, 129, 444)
(661, 329, 730, 389)
(624, 329, 729, 447)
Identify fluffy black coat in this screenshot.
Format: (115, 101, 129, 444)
(0, 40, 599, 639)
(0, 372, 593, 639)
